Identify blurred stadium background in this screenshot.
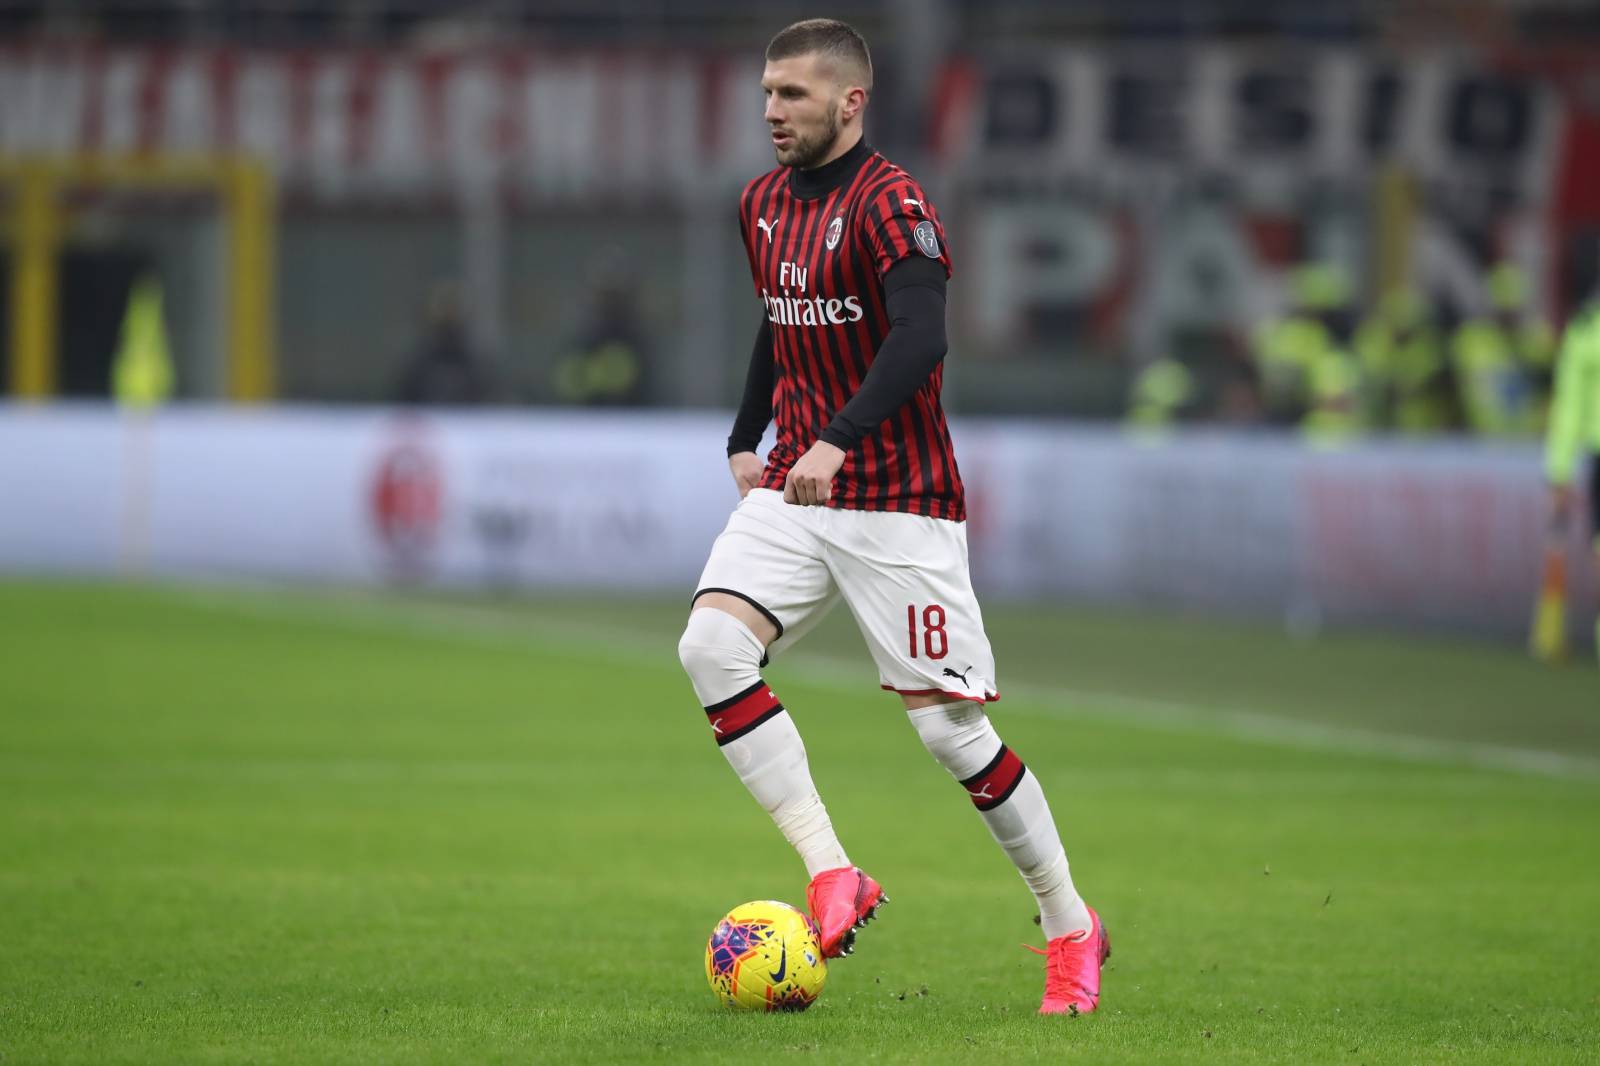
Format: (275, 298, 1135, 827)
(2, 2, 1599, 1061)
(3, 0, 1599, 644)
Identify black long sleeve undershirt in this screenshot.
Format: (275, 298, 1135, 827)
(820, 256, 948, 449)
(726, 318, 775, 456)
(726, 256, 948, 456)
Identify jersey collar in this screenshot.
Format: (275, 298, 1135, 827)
(788, 138, 873, 201)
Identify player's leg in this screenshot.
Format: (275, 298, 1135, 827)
(829, 509, 1107, 1013)
(1532, 478, 1573, 662)
(678, 490, 854, 903)
(681, 593, 851, 882)
(901, 696, 1092, 940)
(902, 695, 1106, 1014)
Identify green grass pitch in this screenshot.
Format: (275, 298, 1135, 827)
(2, 579, 1597, 1064)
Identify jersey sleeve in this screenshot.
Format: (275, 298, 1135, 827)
(858, 177, 953, 281)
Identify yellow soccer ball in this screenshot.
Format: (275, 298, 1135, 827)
(704, 900, 827, 1011)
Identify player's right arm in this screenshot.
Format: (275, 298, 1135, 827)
(725, 185, 779, 498)
(727, 318, 775, 498)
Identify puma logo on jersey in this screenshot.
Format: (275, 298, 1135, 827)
(756, 217, 781, 243)
(902, 198, 925, 213)
(942, 666, 972, 686)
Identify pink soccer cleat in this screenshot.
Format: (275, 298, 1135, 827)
(1031, 907, 1111, 1016)
(805, 866, 887, 958)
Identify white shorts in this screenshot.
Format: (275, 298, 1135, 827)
(693, 488, 999, 703)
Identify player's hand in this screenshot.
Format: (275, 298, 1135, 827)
(784, 441, 846, 505)
(729, 451, 764, 499)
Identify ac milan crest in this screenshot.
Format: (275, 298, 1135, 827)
(825, 216, 844, 251)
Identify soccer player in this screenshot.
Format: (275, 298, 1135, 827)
(677, 19, 1109, 1016)
(1534, 301, 1600, 662)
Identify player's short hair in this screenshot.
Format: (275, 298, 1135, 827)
(765, 18, 873, 92)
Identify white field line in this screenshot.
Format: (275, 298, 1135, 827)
(171, 584, 1600, 782)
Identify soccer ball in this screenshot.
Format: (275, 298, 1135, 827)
(704, 900, 827, 1011)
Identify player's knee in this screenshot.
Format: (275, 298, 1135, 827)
(678, 607, 766, 689)
(907, 700, 1000, 780)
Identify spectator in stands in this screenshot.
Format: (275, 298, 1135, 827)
(1355, 285, 1455, 433)
(1253, 262, 1364, 443)
(551, 252, 651, 406)
(1125, 356, 1197, 434)
(395, 281, 496, 406)
(1450, 261, 1555, 435)
(1124, 344, 1262, 433)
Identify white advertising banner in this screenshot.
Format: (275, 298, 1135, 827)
(0, 406, 1580, 636)
(0, 406, 739, 590)
(954, 426, 1560, 633)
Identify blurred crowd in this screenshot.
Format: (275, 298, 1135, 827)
(392, 257, 653, 409)
(1127, 261, 1560, 442)
(6, 0, 1598, 427)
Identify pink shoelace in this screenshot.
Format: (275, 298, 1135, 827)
(1025, 932, 1094, 1008)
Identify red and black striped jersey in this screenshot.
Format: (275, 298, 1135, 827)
(738, 143, 966, 522)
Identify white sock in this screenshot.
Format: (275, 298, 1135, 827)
(719, 708, 850, 878)
(679, 608, 849, 879)
(908, 701, 1091, 941)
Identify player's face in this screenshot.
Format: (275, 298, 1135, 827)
(762, 56, 843, 169)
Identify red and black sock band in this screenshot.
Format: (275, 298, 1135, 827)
(704, 680, 784, 746)
(959, 744, 1027, 811)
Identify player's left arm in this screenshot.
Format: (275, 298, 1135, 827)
(784, 184, 952, 505)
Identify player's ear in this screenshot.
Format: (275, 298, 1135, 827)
(841, 86, 867, 123)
